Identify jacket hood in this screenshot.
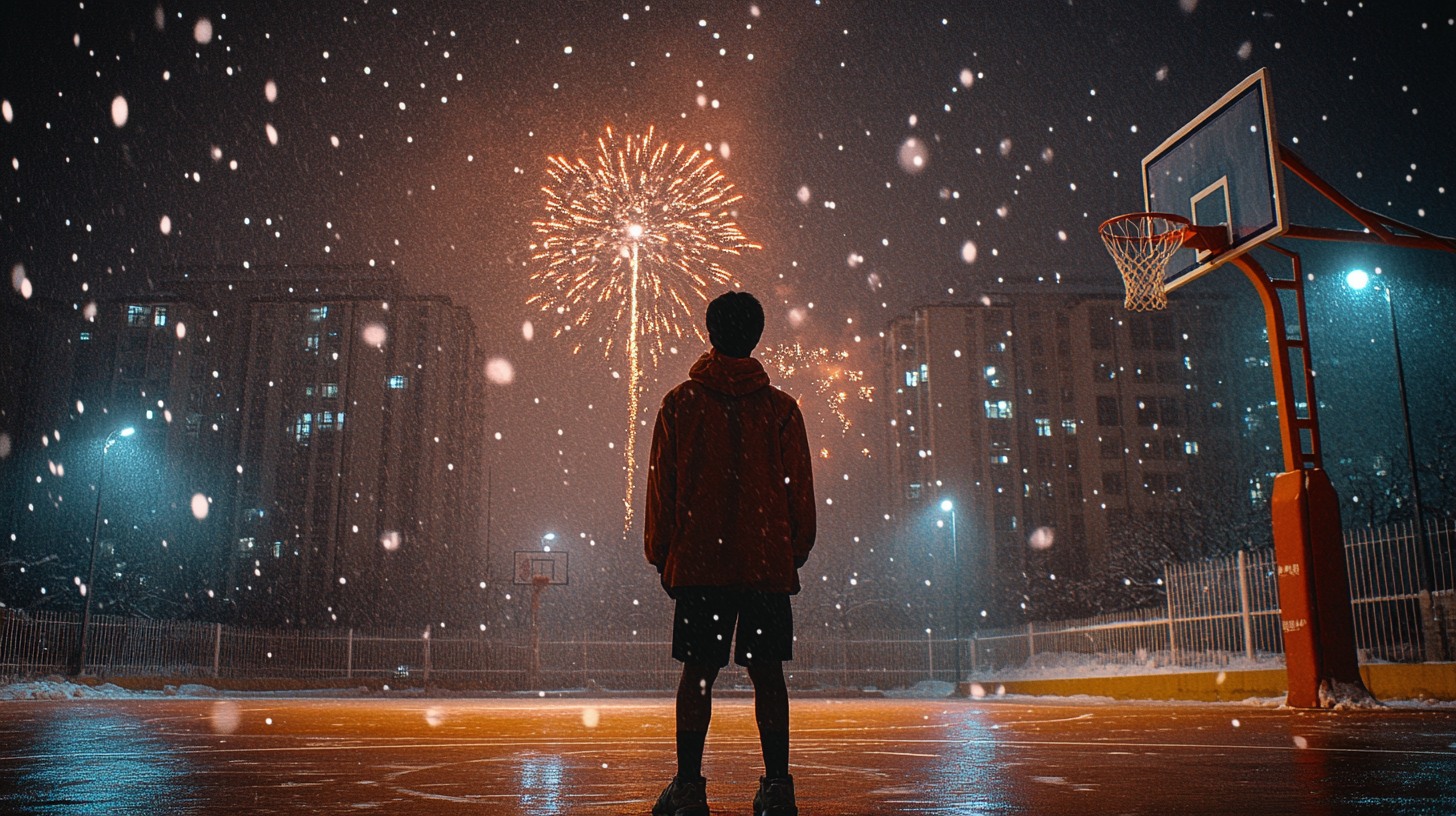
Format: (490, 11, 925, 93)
(689, 349, 771, 397)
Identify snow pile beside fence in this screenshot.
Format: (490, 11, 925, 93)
(969, 649, 1284, 682)
(0, 679, 136, 701)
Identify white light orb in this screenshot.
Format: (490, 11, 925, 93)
(485, 357, 515, 385)
(110, 95, 129, 128)
(897, 138, 929, 174)
(361, 323, 388, 348)
(1029, 526, 1055, 551)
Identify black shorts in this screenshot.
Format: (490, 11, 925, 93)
(671, 588, 794, 668)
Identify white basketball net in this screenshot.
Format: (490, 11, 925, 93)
(1099, 214, 1188, 311)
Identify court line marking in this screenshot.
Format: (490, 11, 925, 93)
(2, 735, 1451, 762)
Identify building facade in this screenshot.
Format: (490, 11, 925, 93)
(881, 287, 1238, 624)
(1, 266, 487, 630)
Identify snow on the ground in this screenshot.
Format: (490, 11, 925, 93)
(0, 679, 140, 700)
(968, 650, 1286, 682)
(1318, 679, 1385, 710)
(0, 678, 378, 701)
(883, 680, 957, 699)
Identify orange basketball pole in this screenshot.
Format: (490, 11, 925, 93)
(1233, 146, 1456, 707)
(1228, 246, 1364, 707)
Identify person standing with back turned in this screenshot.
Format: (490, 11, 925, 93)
(645, 291, 816, 816)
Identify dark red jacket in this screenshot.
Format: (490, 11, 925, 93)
(645, 350, 816, 593)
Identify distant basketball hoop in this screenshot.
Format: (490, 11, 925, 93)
(514, 550, 569, 586)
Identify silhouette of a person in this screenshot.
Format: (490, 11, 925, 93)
(645, 291, 815, 816)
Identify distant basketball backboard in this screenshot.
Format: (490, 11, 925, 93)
(514, 550, 570, 585)
(1143, 68, 1287, 291)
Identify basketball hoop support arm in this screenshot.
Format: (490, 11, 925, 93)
(1279, 145, 1456, 254)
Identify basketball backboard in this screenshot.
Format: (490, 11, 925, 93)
(514, 550, 570, 585)
(1143, 68, 1287, 291)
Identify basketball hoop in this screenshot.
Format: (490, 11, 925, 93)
(1098, 213, 1191, 311)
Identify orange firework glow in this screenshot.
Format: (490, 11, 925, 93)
(762, 343, 875, 436)
(528, 125, 760, 529)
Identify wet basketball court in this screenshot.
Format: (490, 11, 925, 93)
(1, 694, 1454, 814)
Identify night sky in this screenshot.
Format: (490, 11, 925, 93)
(3, 1, 1454, 615)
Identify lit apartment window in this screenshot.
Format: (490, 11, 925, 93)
(321, 383, 339, 398)
(1184, 440, 1200, 455)
(273, 542, 283, 558)
(293, 413, 313, 443)
(1062, 419, 1077, 435)
(907, 483, 922, 499)
(904, 370, 919, 387)
(1035, 418, 1052, 437)
(318, 411, 335, 430)
(990, 454, 1009, 465)
(153, 306, 168, 327)
(984, 400, 1013, 419)
(126, 304, 152, 327)
(308, 306, 329, 321)
(985, 366, 1002, 388)
(388, 375, 408, 389)
(988, 341, 1006, 353)
(79, 331, 92, 341)
(237, 536, 256, 555)
(304, 385, 316, 397)
(305, 333, 320, 351)
(919, 363, 929, 384)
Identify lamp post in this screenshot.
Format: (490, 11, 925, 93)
(70, 426, 134, 676)
(939, 499, 962, 684)
(1346, 269, 1439, 658)
(529, 532, 558, 687)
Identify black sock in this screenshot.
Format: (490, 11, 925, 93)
(760, 729, 789, 779)
(677, 730, 707, 780)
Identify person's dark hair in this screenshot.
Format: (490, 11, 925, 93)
(705, 291, 764, 358)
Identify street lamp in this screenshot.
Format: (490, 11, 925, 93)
(938, 499, 962, 685)
(1346, 270, 1438, 652)
(70, 426, 134, 676)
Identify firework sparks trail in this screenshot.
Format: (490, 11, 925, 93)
(762, 343, 875, 438)
(529, 126, 760, 529)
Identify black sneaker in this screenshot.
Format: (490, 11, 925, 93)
(652, 775, 709, 816)
(753, 775, 798, 816)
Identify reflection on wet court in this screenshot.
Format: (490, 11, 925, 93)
(1, 697, 1454, 814)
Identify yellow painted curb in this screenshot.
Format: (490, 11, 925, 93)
(1363, 662, 1456, 701)
(962, 662, 1456, 702)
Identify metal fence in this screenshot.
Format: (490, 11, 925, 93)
(2, 519, 1450, 688)
(0, 607, 960, 690)
(971, 518, 1455, 673)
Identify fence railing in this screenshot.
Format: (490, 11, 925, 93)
(0, 607, 962, 689)
(1, 519, 1450, 688)
(971, 518, 1455, 673)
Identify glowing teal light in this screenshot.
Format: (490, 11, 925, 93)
(940, 499, 953, 512)
(119, 427, 135, 437)
(1346, 269, 1369, 290)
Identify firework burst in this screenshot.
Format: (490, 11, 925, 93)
(762, 342, 875, 437)
(529, 125, 760, 528)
